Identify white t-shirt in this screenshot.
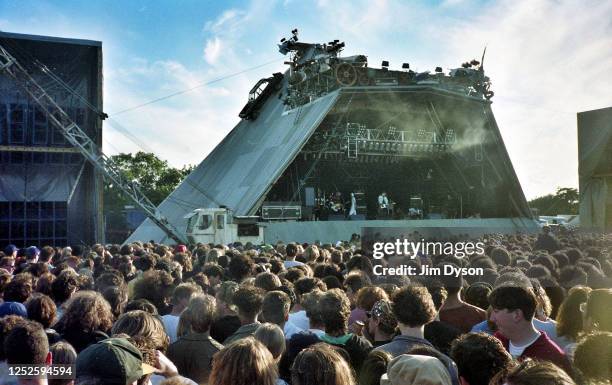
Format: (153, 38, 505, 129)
(284, 320, 304, 339)
(508, 333, 541, 358)
(284, 260, 305, 269)
(288, 310, 310, 330)
(161, 314, 180, 343)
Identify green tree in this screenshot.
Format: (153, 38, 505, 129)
(104, 152, 194, 242)
(528, 187, 579, 215)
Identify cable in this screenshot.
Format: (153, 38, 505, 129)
(110, 57, 283, 116)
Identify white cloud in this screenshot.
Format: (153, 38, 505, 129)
(204, 37, 223, 65)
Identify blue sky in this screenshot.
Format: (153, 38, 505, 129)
(1, 0, 612, 200)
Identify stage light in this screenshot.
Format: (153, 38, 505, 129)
(402, 63, 410, 69)
(435, 67, 443, 73)
(381, 60, 389, 67)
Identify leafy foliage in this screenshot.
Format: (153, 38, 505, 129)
(104, 152, 194, 242)
(528, 187, 579, 215)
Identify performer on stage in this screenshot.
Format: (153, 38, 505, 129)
(377, 192, 390, 218)
(348, 192, 357, 217)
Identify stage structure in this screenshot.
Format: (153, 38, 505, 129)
(0, 32, 103, 247)
(128, 31, 535, 244)
(578, 106, 612, 232)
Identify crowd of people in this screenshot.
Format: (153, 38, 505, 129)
(0, 226, 611, 385)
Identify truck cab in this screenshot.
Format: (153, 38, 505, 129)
(184, 208, 264, 245)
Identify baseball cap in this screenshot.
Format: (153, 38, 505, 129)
(175, 245, 187, 253)
(3, 244, 18, 256)
(25, 246, 40, 259)
(380, 354, 451, 385)
(76, 337, 156, 384)
(0, 302, 28, 318)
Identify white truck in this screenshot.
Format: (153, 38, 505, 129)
(184, 208, 264, 245)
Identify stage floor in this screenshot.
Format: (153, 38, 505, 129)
(262, 217, 539, 244)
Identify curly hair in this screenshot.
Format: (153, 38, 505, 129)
(173, 252, 193, 273)
(210, 337, 277, 385)
(319, 289, 351, 336)
(4, 321, 49, 365)
(232, 285, 264, 319)
(354, 286, 388, 312)
(55, 291, 114, 334)
(0, 315, 28, 361)
(255, 272, 282, 292)
(585, 288, 612, 332)
(111, 310, 169, 352)
(34, 272, 56, 296)
(25, 294, 57, 329)
(450, 332, 512, 385)
(391, 285, 436, 327)
(228, 253, 254, 282)
(132, 270, 175, 313)
(4, 272, 34, 302)
(51, 269, 79, 304)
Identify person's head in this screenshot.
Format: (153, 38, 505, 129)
(583, 288, 612, 333)
(286, 243, 298, 258)
(3, 244, 18, 258)
(254, 322, 286, 360)
(232, 285, 264, 321)
(3, 272, 34, 302)
(355, 286, 389, 312)
(25, 294, 57, 329)
(228, 253, 254, 282)
(181, 294, 217, 334)
(111, 310, 169, 352)
(556, 286, 591, 341)
(391, 285, 436, 328)
(202, 263, 224, 286)
(380, 354, 451, 385)
(76, 337, 156, 385)
(450, 332, 512, 385)
(56, 290, 114, 334)
(488, 285, 537, 338)
(215, 281, 239, 315)
(49, 341, 77, 385)
(0, 256, 16, 274)
(319, 288, 351, 336)
(294, 277, 326, 301)
(359, 350, 393, 385)
(52, 269, 80, 304)
(4, 320, 51, 366)
(292, 342, 355, 385)
(573, 331, 612, 384)
(132, 270, 175, 313)
(255, 272, 282, 292)
(209, 337, 277, 385)
(367, 299, 398, 337)
(102, 285, 129, 319)
(489, 359, 575, 385)
(25, 246, 41, 262)
(261, 290, 290, 327)
(343, 272, 371, 306)
(463, 282, 492, 311)
(170, 283, 202, 311)
(124, 298, 158, 315)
